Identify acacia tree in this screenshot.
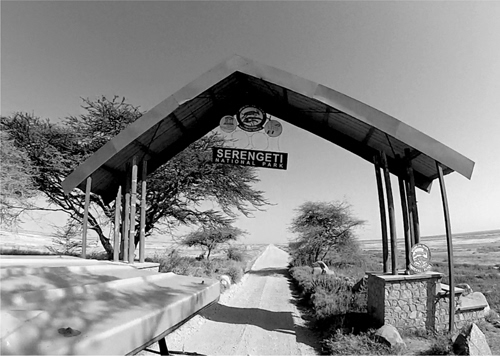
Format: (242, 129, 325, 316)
(0, 131, 39, 226)
(182, 226, 245, 260)
(1, 96, 269, 258)
(289, 201, 365, 266)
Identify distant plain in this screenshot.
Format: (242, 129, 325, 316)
(360, 229, 500, 267)
(1, 229, 499, 267)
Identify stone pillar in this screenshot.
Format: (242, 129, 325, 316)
(367, 272, 443, 332)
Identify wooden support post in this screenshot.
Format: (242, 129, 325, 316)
(113, 186, 122, 262)
(122, 164, 131, 262)
(381, 152, 398, 275)
(405, 149, 420, 244)
(436, 162, 455, 333)
(122, 192, 130, 262)
(398, 174, 411, 272)
(374, 154, 389, 273)
(128, 156, 138, 264)
(81, 176, 92, 259)
(139, 160, 147, 263)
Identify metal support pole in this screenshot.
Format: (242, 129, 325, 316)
(436, 162, 455, 333)
(374, 154, 389, 273)
(405, 149, 420, 244)
(398, 174, 411, 272)
(381, 152, 398, 275)
(113, 186, 122, 262)
(139, 160, 147, 263)
(81, 176, 92, 259)
(128, 156, 138, 264)
(405, 179, 416, 246)
(158, 338, 170, 356)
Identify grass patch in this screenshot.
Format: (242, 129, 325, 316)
(432, 261, 500, 313)
(0, 247, 52, 255)
(0, 247, 112, 260)
(418, 334, 453, 355)
(322, 330, 393, 355)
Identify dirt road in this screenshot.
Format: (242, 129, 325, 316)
(161, 245, 319, 355)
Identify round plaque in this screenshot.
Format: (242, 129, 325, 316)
(219, 115, 237, 133)
(237, 105, 267, 132)
(264, 120, 283, 137)
(409, 243, 432, 273)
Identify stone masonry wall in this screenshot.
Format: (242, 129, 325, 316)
(383, 279, 429, 331)
(367, 273, 442, 332)
(368, 273, 486, 333)
(434, 294, 485, 332)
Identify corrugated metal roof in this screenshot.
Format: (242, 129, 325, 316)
(62, 55, 474, 204)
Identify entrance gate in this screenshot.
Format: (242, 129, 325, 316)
(62, 55, 474, 333)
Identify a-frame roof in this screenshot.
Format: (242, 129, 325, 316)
(62, 55, 474, 204)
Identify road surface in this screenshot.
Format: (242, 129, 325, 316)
(157, 245, 319, 355)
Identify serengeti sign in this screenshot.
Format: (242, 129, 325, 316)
(212, 147, 288, 170)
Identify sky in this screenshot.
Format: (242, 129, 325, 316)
(2, 1, 500, 245)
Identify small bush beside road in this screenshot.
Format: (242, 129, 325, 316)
(146, 245, 264, 286)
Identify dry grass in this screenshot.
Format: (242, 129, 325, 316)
(0, 247, 52, 255)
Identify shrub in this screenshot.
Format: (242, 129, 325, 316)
(311, 288, 351, 320)
(186, 266, 207, 278)
(158, 249, 195, 274)
(170, 259, 192, 275)
(421, 334, 453, 355)
(289, 247, 315, 267)
(290, 266, 363, 323)
(200, 259, 215, 276)
(312, 274, 353, 295)
(86, 251, 109, 260)
(224, 265, 244, 283)
(290, 266, 315, 296)
(152, 249, 248, 285)
(322, 330, 392, 355)
(227, 246, 245, 261)
(350, 292, 368, 312)
(145, 249, 171, 263)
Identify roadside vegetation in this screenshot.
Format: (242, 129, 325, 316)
(0, 246, 110, 260)
(145, 246, 252, 287)
(1, 228, 264, 289)
(287, 200, 385, 354)
(287, 200, 499, 355)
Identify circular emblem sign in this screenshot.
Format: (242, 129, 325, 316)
(219, 115, 237, 133)
(264, 120, 283, 137)
(409, 243, 432, 273)
(237, 105, 267, 132)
